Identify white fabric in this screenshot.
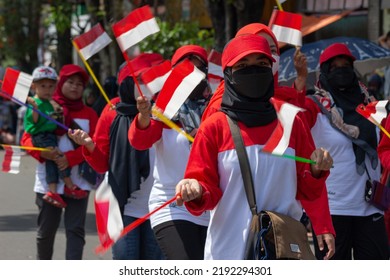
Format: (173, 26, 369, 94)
(148, 128, 210, 228)
(33, 118, 93, 194)
(205, 146, 303, 260)
(311, 114, 382, 216)
(123, 146, 156, 218)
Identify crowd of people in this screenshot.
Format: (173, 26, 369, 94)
(1, 22, 390, 260)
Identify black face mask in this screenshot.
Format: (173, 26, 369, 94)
(188, 79, 209, 100)
(327, 67, 356, 90)
(231, 65, 274, 100)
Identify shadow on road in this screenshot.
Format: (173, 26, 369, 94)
(0, 213, 99, 234)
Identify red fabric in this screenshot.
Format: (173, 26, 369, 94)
(117, 53, 164, 84)
(171, 45, 208, 67)
(319, 43, 356, 65)
(184, 111, 334, 235)
(128, 114, 164, 151)
(21, 105, 98, 167)
(222, 34, 275, 70)
(236, 23, 280, 55)
(53, 64, 89, 130)
(82, 97, 120, 173)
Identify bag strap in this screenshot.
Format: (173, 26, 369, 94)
(226, 115, 261, 260)
(226, 115, 257, 216)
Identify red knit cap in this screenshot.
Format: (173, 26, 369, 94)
(222, 34, 275, 70)
(236, 23, 280, 55)
(171, 45, 208, 67)
(319, 43, 356, 65)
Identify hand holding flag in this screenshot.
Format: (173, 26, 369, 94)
(356, 100, 390, 138)
(269, 9, 302, 47)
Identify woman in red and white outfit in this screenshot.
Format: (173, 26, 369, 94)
(128, 45, 211, 260)
(21, 64, 98, 259)
(175, 34, 335, 260)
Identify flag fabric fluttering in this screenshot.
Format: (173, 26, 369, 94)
(1, 145, 23, 174)
(141, 60, 172, 96)
(94, 178, 123, 250)
(356, 100, 388, 125)
(112, 5, 160, 53)
(207, 49, 223, 93)
(262, 98, 304, 155)
(270, 9, 302, 47)
(207, 49, 223, 80)
(1, 68, 33, 103)
(155, 59, 206, 119)
(73, 23, 112, 60)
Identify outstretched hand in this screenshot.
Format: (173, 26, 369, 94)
(67, 129, 95, 152)
(310, 147, 333, 178)
(175, 179, 203, 206)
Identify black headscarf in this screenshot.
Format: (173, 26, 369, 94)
(108, 76, 150, 209)
(221, 67, 276, 127)
(319, 59, 378, 174)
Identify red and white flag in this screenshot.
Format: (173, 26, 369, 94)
(1, 146, 22, 174)
(1, 68, 33, 103)
(356, 100, 388, 125)
(94, 178, 123, 250)
(207, 49, 223, 93)
(262, 98, 304, 154)
(141, 60, 172, 96)
(155, 60, 205, 119)
(73, 23, 112, 60)
(270, 10, 302, 47)
(112, 5, 160, 53)
(208, 49, 223, 80)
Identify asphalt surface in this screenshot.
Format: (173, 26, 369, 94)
(0, 150, 112, 260)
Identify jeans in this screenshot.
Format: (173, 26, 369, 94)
(32, 132, 71, 184)
(112, 215, 164, 260)
(35, 192, 89, 259)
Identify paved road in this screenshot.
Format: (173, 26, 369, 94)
(0, 151, 112, 260)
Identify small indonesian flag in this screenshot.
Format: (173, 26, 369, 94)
(155, 60, 205, 119)
(73, 23, 112, 60)
(270, 10, 302, 47)
(141, 60, 172, 95)
(1, 68, 33, 103)
(262, 98, 304, 154)
(1, 146, 22, 174)
(208, 49, 223, 80)
(112, 5, 160, 53)
(356, 100, 388, 125)
(94, 178, 123, 250)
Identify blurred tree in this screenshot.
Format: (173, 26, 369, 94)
(204, 0, 265, 52)
(1, 0, 42, 72)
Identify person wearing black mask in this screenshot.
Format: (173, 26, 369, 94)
(174, 34, 335, 260)
(303, 43, 389, 260)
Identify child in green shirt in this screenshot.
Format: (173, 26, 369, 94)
(24, 66, 74, 208)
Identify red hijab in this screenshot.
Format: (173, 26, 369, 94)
(52, 64, 89, 128)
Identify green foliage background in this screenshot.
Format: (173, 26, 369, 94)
(139, 18, 215, 59)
